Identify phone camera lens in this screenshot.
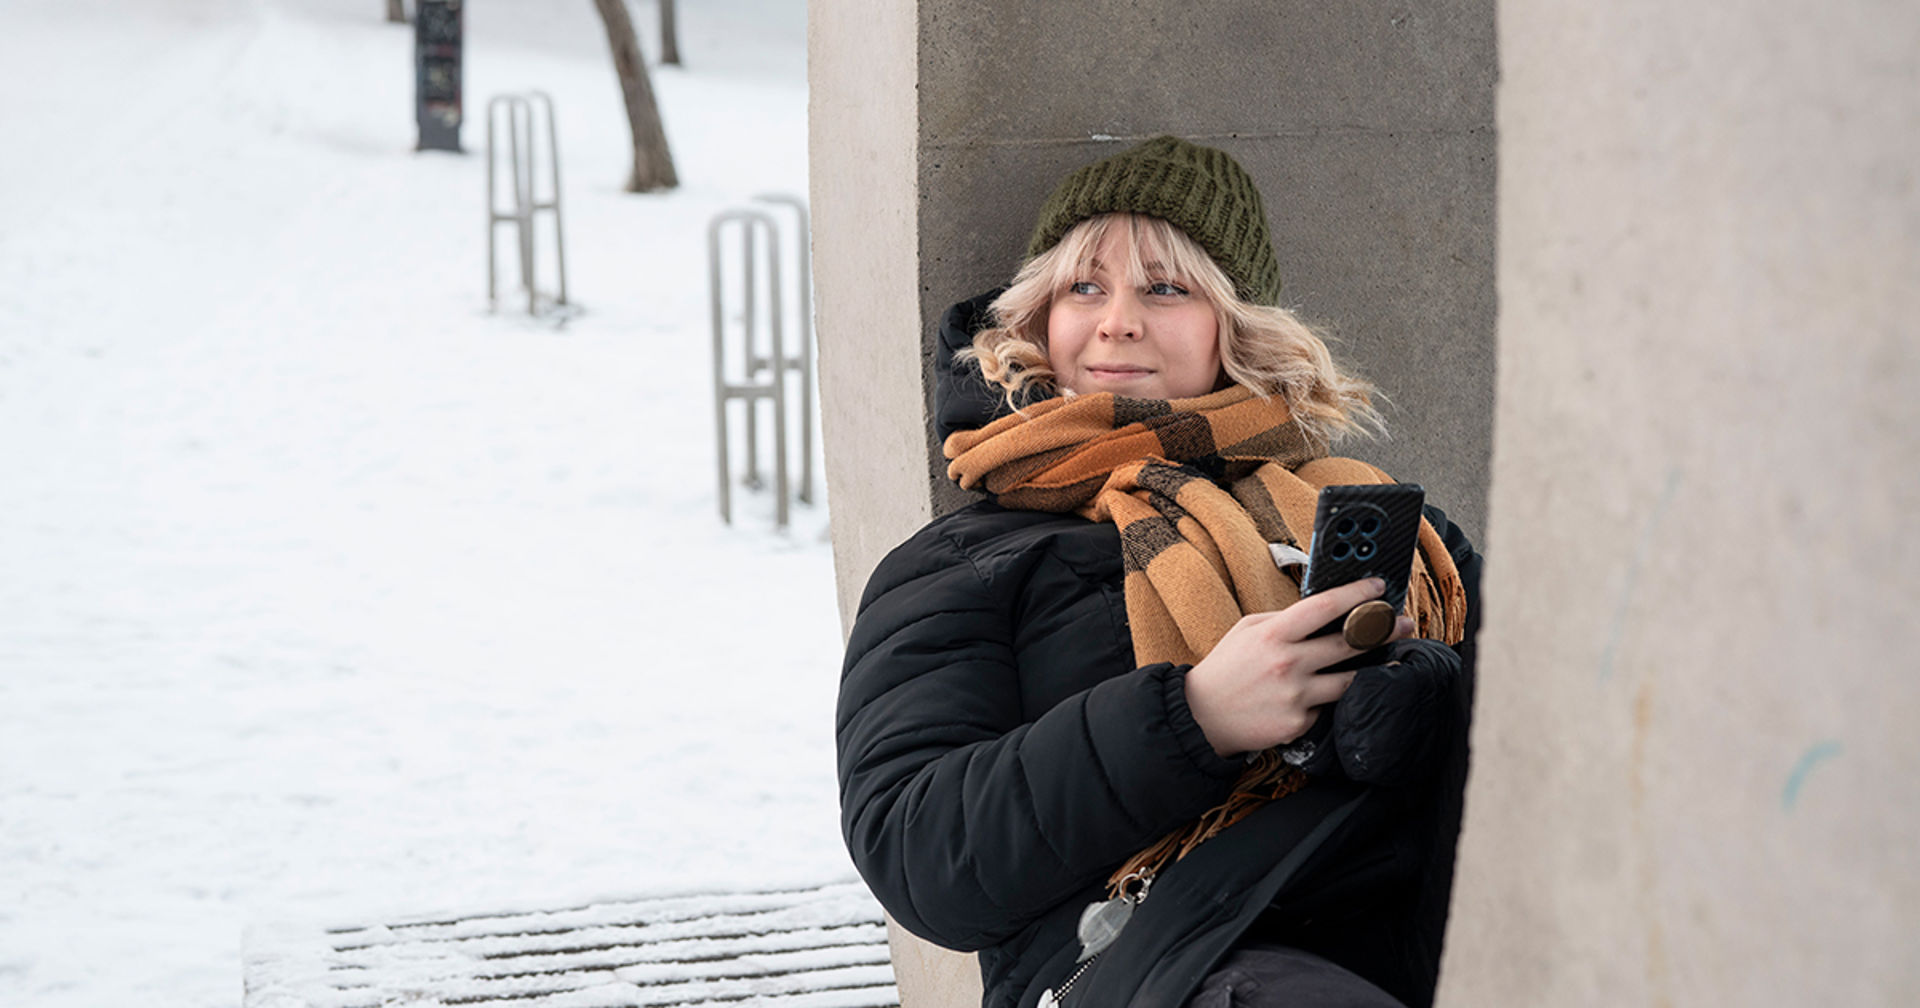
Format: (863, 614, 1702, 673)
(1354, 541, 1377, 561)
(1331, 542, 1352, 561)
(1359, 515, 1381, 535)
(1334, 517, 1357, 538)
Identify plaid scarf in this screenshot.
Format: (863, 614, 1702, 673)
(944, 386, 1467, 890)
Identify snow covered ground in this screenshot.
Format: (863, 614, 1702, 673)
(0, 2, 855, 1005)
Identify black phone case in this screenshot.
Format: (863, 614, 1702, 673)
(1301, 483, 1426, 627)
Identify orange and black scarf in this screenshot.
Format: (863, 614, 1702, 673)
(944, 386, 1467, 889)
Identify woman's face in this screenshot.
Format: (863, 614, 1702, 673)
(1045, 226, 1223, 400)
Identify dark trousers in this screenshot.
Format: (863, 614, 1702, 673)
(1182, 943, 1406, 1008)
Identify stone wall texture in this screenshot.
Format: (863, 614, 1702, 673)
(1437, 3, 1920, 1004)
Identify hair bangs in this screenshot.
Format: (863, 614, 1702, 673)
(1045, 215, 1220, 299)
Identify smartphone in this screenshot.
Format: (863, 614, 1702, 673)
(1301, 483, 1426, 638)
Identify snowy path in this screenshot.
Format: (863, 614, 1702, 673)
(0, 2, 857, 1006)
(246, 881, 893, 1008)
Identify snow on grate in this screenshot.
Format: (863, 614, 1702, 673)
(245, 881, 899, 1008)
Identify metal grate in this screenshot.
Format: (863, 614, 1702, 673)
(246, 881, 899, 1008)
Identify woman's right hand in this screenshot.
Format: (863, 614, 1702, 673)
(1184, 577, 1413, 758)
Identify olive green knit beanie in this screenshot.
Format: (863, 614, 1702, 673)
(1026, 135, 1283, 306)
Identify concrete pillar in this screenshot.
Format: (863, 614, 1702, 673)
(812, 7, 981, 1005)
(814, 3, 1495, 1005)
(1437, 3, 1920, 1005)
(811, 2, 932, 626)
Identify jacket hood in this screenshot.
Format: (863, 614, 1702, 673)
(934, 288, 1054, 445)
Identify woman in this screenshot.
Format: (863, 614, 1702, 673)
(837, 136, 1480, 1008)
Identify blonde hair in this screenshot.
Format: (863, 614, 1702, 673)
(956, 214, 1381, 447)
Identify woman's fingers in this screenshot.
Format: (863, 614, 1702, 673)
(1286, 631, 1368, 673)
(1288, 611, 1419, 677)
(1271, 577, 1388, 641)
(1303, 669, 1357, 708)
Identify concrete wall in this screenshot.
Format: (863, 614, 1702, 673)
(812, 7, 979, 1004)
(1436, 3, 1920, 1005)
(810, 2, 930, 628)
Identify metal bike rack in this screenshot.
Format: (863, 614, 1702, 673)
(751, 193, 814, 506)
(708, 195, 814, 530)
(486, 91, 568, 315)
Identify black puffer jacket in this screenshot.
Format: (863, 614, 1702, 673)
(836, 294, 1482, 1008)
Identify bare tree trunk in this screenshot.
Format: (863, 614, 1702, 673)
(589, 0, 678, 192)
(659, 0, 681, 66)
(385, 0, 406, 23)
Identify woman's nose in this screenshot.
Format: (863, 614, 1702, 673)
(1098, 291, 1144, 340)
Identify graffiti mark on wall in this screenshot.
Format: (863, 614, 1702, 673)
(1782, 740, 1843, 811)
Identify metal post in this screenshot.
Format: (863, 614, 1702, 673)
(767, 237, 789, 530)
(485, 92, 567, 317)
(530, 91, 568, 307)
(512, 99, 535, 314)
(486, 96, 501, 306)
(740, 219, 761, 490)
(754, 193, 814, 505)
(708, 210, 788, 529)
(709, 215, 732, 524)
(486, 94, 530, 311)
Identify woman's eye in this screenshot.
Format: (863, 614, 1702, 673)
(1147, 281, 1190, 297)
(1068, 281, 1101, 296)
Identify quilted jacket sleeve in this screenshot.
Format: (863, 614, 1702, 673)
(835, 526, 1245, 952)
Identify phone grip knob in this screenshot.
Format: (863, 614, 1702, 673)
(1342, 600, 1397, 650)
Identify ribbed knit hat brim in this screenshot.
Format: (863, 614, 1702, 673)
(1026, 136, 1283, 306)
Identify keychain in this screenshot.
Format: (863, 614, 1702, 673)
(1037, 871, 1152, 1007)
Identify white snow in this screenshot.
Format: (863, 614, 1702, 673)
(0, 1, 859, 1005)
(248, 881, 892, 1007)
